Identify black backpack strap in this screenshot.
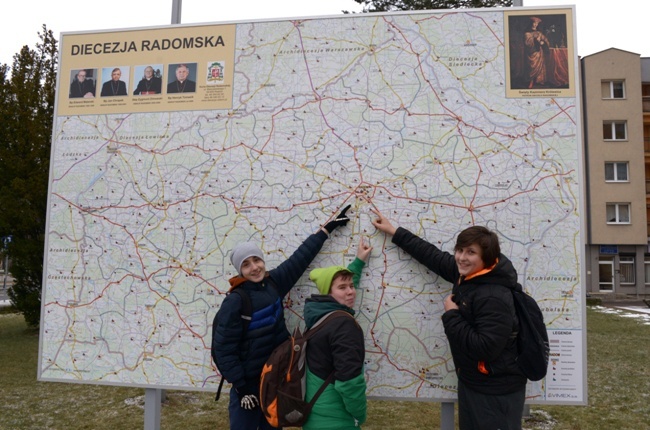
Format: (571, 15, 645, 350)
(305, 310, 354, 337)
(215, 287, 252, 401)
(215, 374, 226, 401)
(230, 288, 253, 332)
(307, 370, 336, 408)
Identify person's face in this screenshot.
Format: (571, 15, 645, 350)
(111, 69, 121, 81)
(77, 71, 87, 82)
(176, 66, 189, 81)
(531, 21, 539, 30)
(239, 256, 266, 283)
(144, 67, 153, 79)
(454, 244, 485, 277)
(329, 275, 356, 308)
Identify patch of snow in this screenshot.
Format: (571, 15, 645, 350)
(124, 395, 145, 409)
(523, 409, 558, 430)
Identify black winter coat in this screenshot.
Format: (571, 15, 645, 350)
(392, 227, 527, 395)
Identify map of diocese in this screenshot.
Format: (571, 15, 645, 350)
(40, 10, 581, 401)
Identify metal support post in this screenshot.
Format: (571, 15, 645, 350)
(144, 388, 162, 430)
(441, 402, 455, 429)
(2, 254, 8, 289)
(172, 0, 182, 24)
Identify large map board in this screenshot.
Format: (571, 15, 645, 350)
(39, 7, 586, 404)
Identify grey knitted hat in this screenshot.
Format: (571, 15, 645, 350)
(230, 242, 264, 274)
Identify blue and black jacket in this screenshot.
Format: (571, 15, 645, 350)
(212, 230, 329, 394)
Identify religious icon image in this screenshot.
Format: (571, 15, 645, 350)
(507, 14, 570, 90)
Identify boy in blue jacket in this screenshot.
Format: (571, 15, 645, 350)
(212, 205, 351, 430)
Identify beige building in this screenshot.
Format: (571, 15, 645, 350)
(581, 48, 650, 296)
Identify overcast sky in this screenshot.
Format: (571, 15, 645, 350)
(1, 0, 646, 67)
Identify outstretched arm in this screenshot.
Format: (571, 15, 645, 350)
(371, 207, 459, 283)
(272, 204, 352, 295)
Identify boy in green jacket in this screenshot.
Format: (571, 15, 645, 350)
(302, 237, 372, 430)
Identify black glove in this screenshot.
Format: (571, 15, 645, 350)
(323, 204, 351, 233)
(236, 384, 259, 410)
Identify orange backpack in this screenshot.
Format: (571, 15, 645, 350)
(259, 310, 352, 427)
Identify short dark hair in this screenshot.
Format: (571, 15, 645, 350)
(455, 226, 500, 267)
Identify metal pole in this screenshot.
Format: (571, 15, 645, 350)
(172, 0, 182, 25)
(2, 236, 8, 290)
(2, 254, 7, 289)
(144, 388, 162, 430)
(441, 402, 455, 429)
(143, 6, 183, 426)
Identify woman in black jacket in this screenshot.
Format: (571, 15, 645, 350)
(371, 208, 526, 430)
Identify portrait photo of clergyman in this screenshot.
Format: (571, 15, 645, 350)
(133, 64, 163, 95)
(166, 63, 197, 94)
(100, 66, 129, 97)
(69, 68, 96, 98)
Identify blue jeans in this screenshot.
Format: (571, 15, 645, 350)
(228, 388, 280, 430)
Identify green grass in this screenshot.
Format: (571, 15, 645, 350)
(532, 307, 650, 430)
(1, 307, 649, 429)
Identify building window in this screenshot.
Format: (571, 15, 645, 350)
(603, 121, 627, 140)
(601, 80, 625, 99)
(644, 258, 650, 284)
(606, 203, 631, 224)
(642, 83, 650, 98)
(619, 256, 635, 284)
(604, 162, 629, 182)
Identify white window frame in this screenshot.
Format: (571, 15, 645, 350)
(606, 203, 631, 224)
(602, 80, 625, 99)
(604, 162, 629, 182)
(603, 121, 627, 141)
(619, 256, 635, 285)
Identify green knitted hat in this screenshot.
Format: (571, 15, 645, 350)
(309, 265, 352, 295)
